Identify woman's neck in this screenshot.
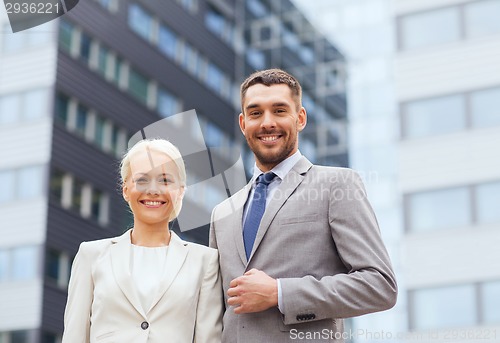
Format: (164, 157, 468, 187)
(130, 222, 171, 247)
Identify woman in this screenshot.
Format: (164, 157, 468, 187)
(62, 139, 222, 343)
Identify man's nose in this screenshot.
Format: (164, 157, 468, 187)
(260, 112, 276, 129)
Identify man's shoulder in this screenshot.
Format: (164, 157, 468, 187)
(308, 165, 360, 180)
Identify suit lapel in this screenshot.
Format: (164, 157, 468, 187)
(247, 157, 313, 264)
(110, 229, 146, 318)
(232, 182, 253, 266)
(146, 231, 188, 314)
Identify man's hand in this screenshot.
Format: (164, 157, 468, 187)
(227, 269, 278, 314)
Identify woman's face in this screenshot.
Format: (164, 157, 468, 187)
(122, 148, 184, 227)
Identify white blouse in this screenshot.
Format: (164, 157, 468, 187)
(130, 244, 169, 312)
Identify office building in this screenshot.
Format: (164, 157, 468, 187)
(0, 0, 347, 341)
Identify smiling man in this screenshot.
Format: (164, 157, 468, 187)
(209, 69, 397, 343)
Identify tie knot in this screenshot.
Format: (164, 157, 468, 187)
(256, 172, 276, 186)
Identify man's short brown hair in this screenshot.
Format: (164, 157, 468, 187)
(240, 68, 302, 113)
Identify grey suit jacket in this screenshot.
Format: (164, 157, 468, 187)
(209, 156, 397, 343)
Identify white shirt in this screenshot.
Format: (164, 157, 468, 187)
(130, 244, 169, 312)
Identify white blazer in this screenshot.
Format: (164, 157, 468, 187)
(62, 229, 223, 343)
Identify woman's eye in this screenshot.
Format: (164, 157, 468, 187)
(159, 178, 172, 184)
(135, 178, 148, 184)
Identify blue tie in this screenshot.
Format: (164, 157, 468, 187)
(243, 172, 276, 260)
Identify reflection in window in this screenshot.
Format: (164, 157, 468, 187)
(79, 32, 92, 64)
(97, 45, 109, 78)
(0, 250, 9, 281)
(50, 169, 65, 203)
(411, 285, 476, 330)
(403, 95, 465, 138)
(465, 0, 500, 38)
(400, 7, 460, 50)
(128, 69, 149, 105)
(407, 187, 470, 232)
(470, 87, 500, 128)
(158, 88, 180, 118)
(128, 4, 153, 41)
(55, 93, 69, 124)
(11, 246, 38, 281)
(72, 178, 84, 213)
(158, 24, 178, 59)
(476, 181, 500, 224)
(0, 170, 15, 203)
(17, 166, 44, 199)
(0, 93, 20, 125)
(76, 104, 88, 136)
(59, 20, 74, 53)
(482, 280, 500, 324)
(24, 89, 48, 120)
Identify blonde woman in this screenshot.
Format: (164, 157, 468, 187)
(62, 139, 222, 343)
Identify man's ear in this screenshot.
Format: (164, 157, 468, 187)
(297, 106, 307, 132)
(239, 112, 245, 135)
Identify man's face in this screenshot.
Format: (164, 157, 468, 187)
(239, 83, 306, 171)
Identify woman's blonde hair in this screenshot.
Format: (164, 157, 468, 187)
(120, 138, 186, 222)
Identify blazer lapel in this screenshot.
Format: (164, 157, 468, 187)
(232, 182, 253, 266)
(146, 231, 188, 314)
(247, 157, 313, 264)
(110, 229, 146, 318)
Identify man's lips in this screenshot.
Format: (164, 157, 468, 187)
(257, 134, 283, 144)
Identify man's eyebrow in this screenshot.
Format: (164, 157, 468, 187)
(245, 103, 260, 110)
(272, 102, 290, 107)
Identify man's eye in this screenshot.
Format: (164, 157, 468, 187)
(250, 111, 261, 116)
(276, 109, 286, 113)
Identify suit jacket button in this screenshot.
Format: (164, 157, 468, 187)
(141, 321, 149, 330)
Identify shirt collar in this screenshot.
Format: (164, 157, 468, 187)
(252, 150, 303, 182)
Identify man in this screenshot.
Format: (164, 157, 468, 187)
(210, 69, 397, 342)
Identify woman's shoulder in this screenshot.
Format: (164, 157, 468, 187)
(78, 230, 129, 255)
(173, 233, 217, 258)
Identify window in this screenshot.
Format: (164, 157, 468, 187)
(411, 285, 476, 330)
(59, 20, 74, 53)
(10, 330, 29, 343)
(399, 7, 461, 50)
(11, 246, 39, 281)
(465, 0, 500, 38)
(94, 116, 106, 149)
(158, 88, 180, 118)
(17, 165, 44, 199)
(0, 166, 44, 204)
(482, 280, 500, 324)
(24, 89, 48, 120)
(206, 63, 224, 94)
(128, 4, 154, 41)
(91, 188, 109, 224)
(407, 187, 470, 232)
(246, 0, 267, 17)
(97, 45, 110, 78)
(0, 89, 49, 125)
(94, 0, 117, 12)
(246, 48, 265, 70)
(45, 249, 71, 288)
(0, 250, 9, 281)
(55, 93, 70, 124)
(0, 93, 20, 125)
(50, 169, 65, 203)
(3, 22, 52, 53)
(476, 181, 500, 224)
(176, 0, 197, 14)
(205, 6, 234, 46)
(79, 32, 92, 64)
(470, 87, 500, 128)
(75, 104, 89, 137)
(128, 68, 149, 104)
(402, 95, 466, 138)
(50, 170, 109, 225)
(158, 24, 178, 59)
